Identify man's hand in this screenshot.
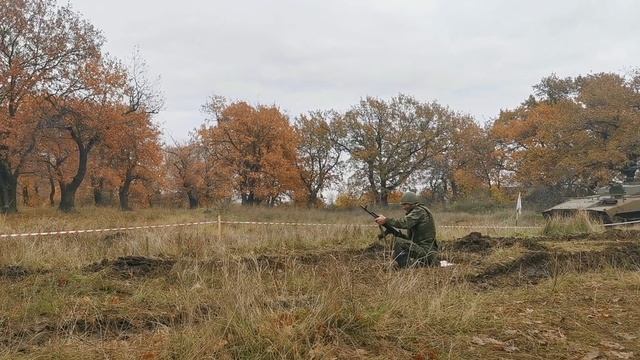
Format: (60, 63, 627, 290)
(375, 215, 387, 225)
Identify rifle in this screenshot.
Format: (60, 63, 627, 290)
(360, 205, 405, 238)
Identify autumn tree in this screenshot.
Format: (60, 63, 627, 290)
(451, 124, 502, 196)
(86, 143, 120, 206)
(576, 73, 640, 178)
(97, 112, 162, 210)
(420, 116, 498, 203)
(110, 50, 164, 210)
(0, 97, 42, 210)
(196, 139, 233, 207)
(26, 153, 57, 207)
(165, 139, 205, 209)
(334, 94, 450, 206)
(199, 98, 301, 205)
(0, 0, 103, 212)
(164, 137, 229, 209)
(294, 110, 344, 207)
(80, 48, 164, 210)
(41, 55, 131, 212)
(38, 121, 76, 206)
(492, 72, 640, 196)
(123, 47, 163, 116)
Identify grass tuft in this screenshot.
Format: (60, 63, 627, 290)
(542, 211, 600, 236)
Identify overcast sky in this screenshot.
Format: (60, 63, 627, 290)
(68, 0, 640, 142)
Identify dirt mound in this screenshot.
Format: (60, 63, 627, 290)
(474, 251, 553, 285)
(0, 265, 31, 280)
(557, 229, 640, 242)
(1, 304, 216, 348)
(240, 245, 386, 271)
(451, 232, 493, 252)
(85, 256, 176, 278)
(472, 242, 640, 287)
(599, 241, 640, 267)
(450, 232, 546, 253)
(454, 230, 640, 253)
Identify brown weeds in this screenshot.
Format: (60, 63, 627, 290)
(0, 207, 638, 359)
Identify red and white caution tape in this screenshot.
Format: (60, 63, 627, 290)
(440, 225, 542, 229)
(3, 216, 637, 239)
(0, 220, 364, 238)
(220, 221, 366, 227)
(0, 220, 548, 239)
(0, 221, 217, 238)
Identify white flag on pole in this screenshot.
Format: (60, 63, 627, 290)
(516, 192, 522, 215)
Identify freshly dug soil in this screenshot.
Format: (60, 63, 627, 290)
(472, 242, 640, 287)
(242, 245, 387, 271)
(0, 265, 32, 281)
(451, 232, 493, 252)
(450, 232, 546, 253)
(85, 256, 176, 278)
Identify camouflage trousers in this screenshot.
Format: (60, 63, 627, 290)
(393, 238, 439, 268)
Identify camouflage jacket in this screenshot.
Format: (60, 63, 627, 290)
(386, 205, 437, 250)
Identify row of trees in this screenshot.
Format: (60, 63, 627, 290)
(3, 1, 639, 213)
(173, 94, 495, 208)
(493, 72, 640, 199)
(174, 71, 640, 210)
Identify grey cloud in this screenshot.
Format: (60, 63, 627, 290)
(69, 0, 640, 140)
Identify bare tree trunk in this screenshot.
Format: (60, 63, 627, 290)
(306, 190, 319, 208)
(93, 187, 106, 206)
(58, 136, 94, 212)
(241, 192, 260, 206)
(379, 192, 389, 207)
(118, 176, 133, 211)
(48, 175, 56, 207)
(92, 177, 110, 207)
(22, 185, 29, 206)
(187, 188, 199, 209)
(0, 163, 18, 213)
(378, 181, 389, 207)
(0, 182, 8, 213)
(451, 179, 459, 200)
(59, 183, 77, 212)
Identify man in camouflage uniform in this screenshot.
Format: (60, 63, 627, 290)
(374, 192, 439, 268)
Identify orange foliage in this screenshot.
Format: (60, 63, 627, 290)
(165, 141, 207, 209)
(492, 72, 640, 192)
(199, 100, 302, 205)
(104, 112, 164, 210)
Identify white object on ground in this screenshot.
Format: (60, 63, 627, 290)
(440, 260, 455, 267)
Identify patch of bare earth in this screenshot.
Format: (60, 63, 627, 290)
(0, 265, 31, 281)
(0, 305, 216, 353)
(448, 231, 640, 287)
(84, 255, 176, 278)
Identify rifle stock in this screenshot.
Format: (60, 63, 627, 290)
(360, 205, 404, 238)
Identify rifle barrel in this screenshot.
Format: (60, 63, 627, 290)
(360, 205, 403, 238)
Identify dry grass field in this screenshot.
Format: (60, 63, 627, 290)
(0, 207, 638, 359)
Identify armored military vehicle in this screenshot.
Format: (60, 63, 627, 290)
(542, 182, 640, 223)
